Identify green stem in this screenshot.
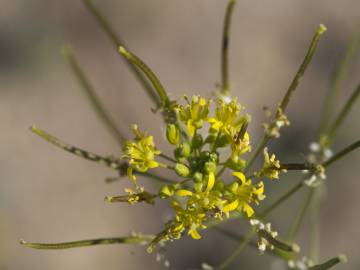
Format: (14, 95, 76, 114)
(82, 0, 160, 107)
(244, 135, 269, 173)
(221, 0, 236, 95)
(119, 47, 170, 108)
(244, 24, 327, 173)
(139, 171, 175, 185)
(310, 188, 321, 263)
(279, 24, 327, 112)
(287, 188, 315, 243)
(318, 30, 360, 136)
(326, 84, 360, 142)
(159, 153, 177, 163)
(323, 139, 360, 167)
(20, 235, 153, 250)
(261, 181, 304, 218)
(216, 229, 256, 270)
(212, 227, 287, 259)
(61, 45, 127, 146)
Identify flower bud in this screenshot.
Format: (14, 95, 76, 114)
(175, 163, 190, 177)
(192, 134, 203, 149)
(209, 152, 218, 162)
(204, 161, 217, 173)
(194, 182, 204, 193)
(175, 143, 191, 158)
(193, 171, 203, 182)
(166, 124, 180, 145)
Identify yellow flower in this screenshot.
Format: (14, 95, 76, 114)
(208, 98, 247, 136)
(229, 129, 252, 160)
(123, 125, 161, 185)
(255, 147, 284, 180)
(223, 172, 265, 217)
(171, 172, 223, 240)
(176, 95, 211, 137)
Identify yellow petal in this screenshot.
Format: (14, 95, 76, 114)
(232, 171, 246, 183)
(206, 172, 215, 192)
(189, 229, 201, 240)
(187, 120, 196, 137)
(255, 181, 265, 195)
(223, 199, 239, 213)
(176, 189, 193, 197)
(147, 160, 159, 168)
(243, 204, 254, 217)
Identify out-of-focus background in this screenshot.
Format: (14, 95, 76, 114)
(0, 0, 359, 269)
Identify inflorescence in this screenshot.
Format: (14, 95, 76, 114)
(20, 1, 360, 270)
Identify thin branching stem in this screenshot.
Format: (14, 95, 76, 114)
(159, 153, 177, 163)
(261, 181, 304, 218)
(326, 84, 360, 142)
(287, 188, 315, 243)
(310, 188, 320, 263)
(216, 229, 256, 270)
(323, 139, 360, 167)
(139, 171, 175, 185)
(318, 30, 360, 135)
(20, 235, 153, 250)
(221, 0, 236, 95)
(62, 45, 127, 146)
(82, 0, 160, 107)
(244, 135, 268, 173)
(244, 25, 327, 173)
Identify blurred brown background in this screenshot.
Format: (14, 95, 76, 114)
(0, 0, 359, 269)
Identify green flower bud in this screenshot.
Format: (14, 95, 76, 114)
(209, 152, 218, 162)
(175, 163, 190, 177)
(192, 134, 203, 149)
(175, 143, 191, 158)
(193, 171, 203, 182)
(194, 182, 204, 193)
(166, 124, 180, 145)
(204, 161, 217, 173)
(159, 185, 175, 198)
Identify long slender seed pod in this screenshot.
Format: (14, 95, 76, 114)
(119, 46, 170, 108)
(279, 24, 327, 112)
(20, 235, 153, 250)
(308, 255, 347, 270)
(221, 0, 237, 95)
(30, 125, 122, 169)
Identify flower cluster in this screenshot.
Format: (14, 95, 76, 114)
(303, 141, 333, 186)
(121, 96, 282, 251)
(250, 219, 279, 253)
